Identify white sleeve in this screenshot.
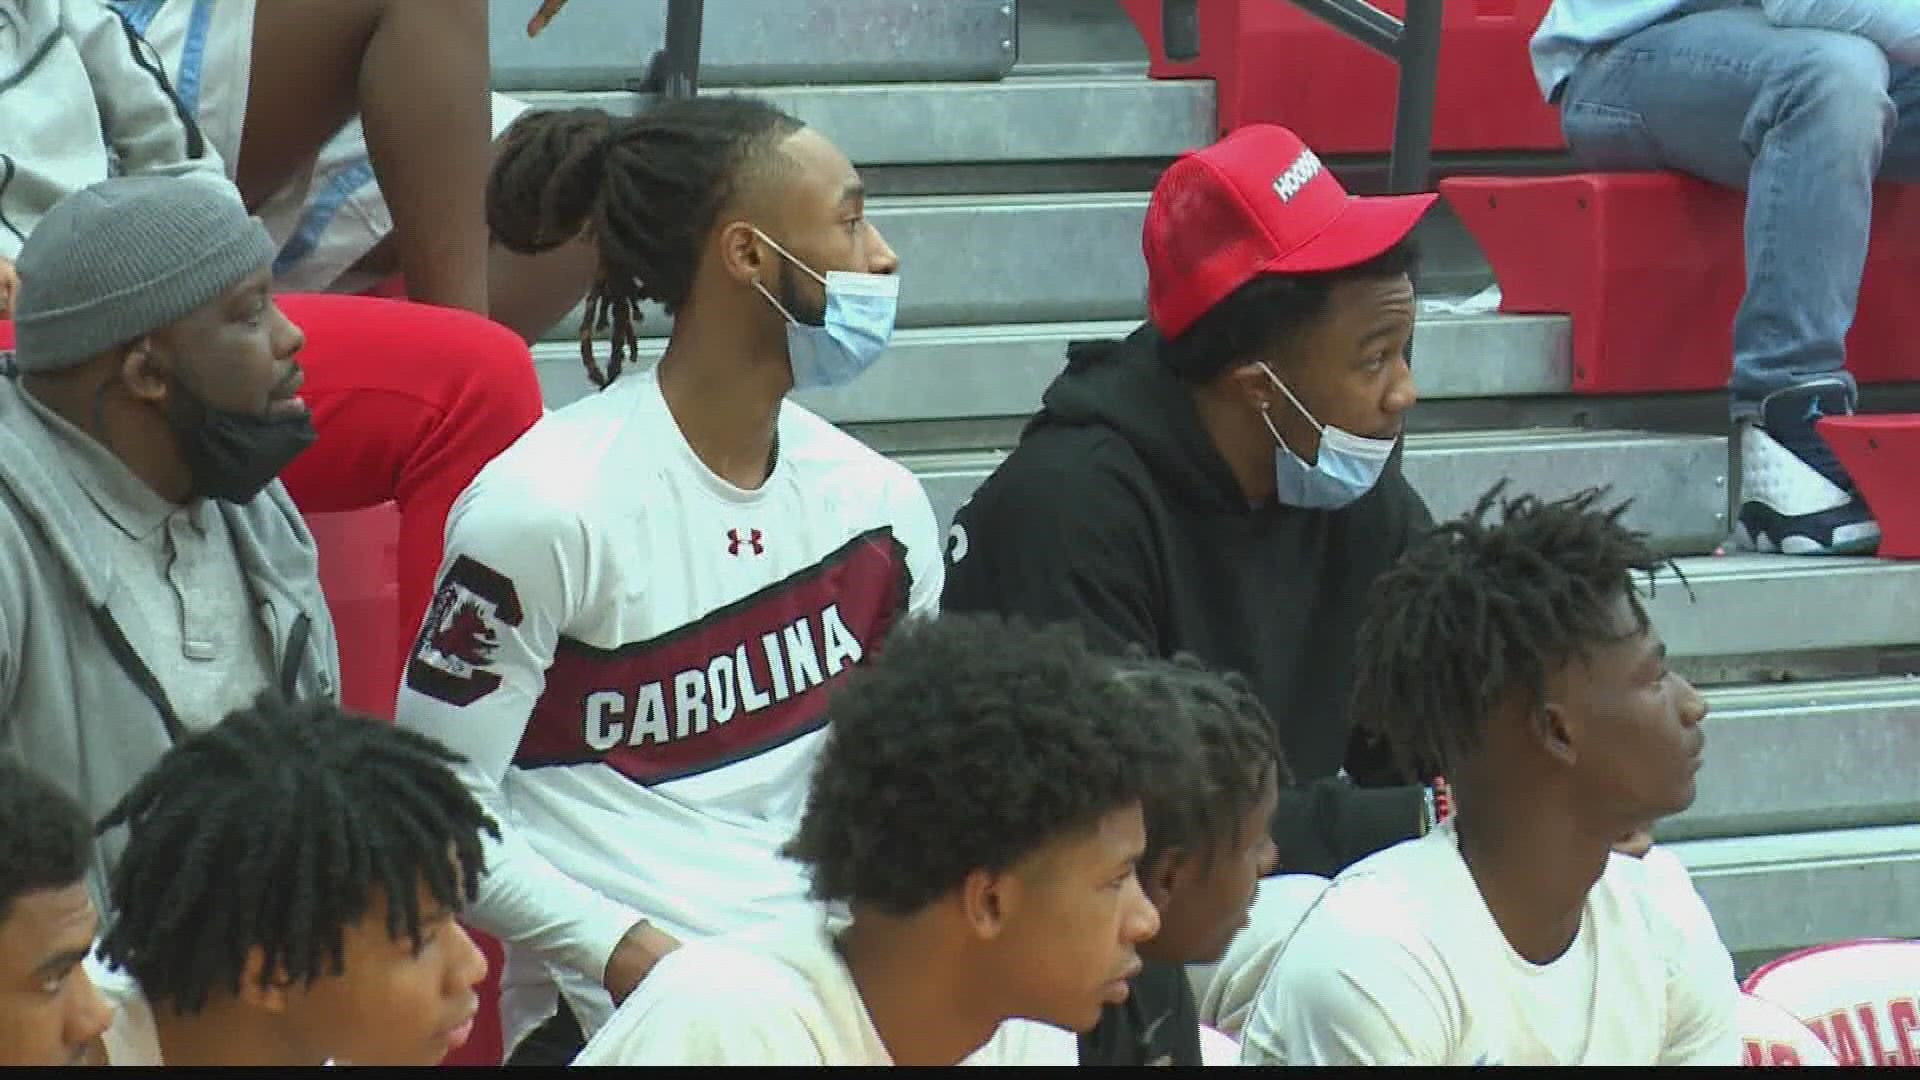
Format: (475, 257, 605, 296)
(570, 950, 819, 1066)
(394, 485, 643, 988)
(1764, 0, 1920, 65)
(890, 469, 944, 619)
(1239, 909, 1455, 1066)
(1648, 856, 1742, 1066)
(66, 0, 231, 183)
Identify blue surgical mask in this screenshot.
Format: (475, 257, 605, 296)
(1259, 363, 1397, 511)
(752, 229, 899, 390)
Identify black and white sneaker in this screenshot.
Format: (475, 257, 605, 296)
(1732, 378, 1880, 556)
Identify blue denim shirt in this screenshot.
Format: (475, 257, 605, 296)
(1530, 0, 1751, 101)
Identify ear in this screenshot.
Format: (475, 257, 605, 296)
(235, 945, 293, 1016)
(959, 866, 1014, 942)
(1222, 359, 1276, 410)
(1536, 699, 1579, 768)
(116, 338, 170, 405)
(1139, 849, 1187, 912)
(714, 219, 771, 289)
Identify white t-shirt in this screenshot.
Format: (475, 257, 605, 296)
(394, 369, 943, 1050)
(1240, 822, 1741, 1066)
(573, 912, 1078, 1066)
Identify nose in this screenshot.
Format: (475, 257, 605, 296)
(1383, 354, 1418, 417)
(1678, 674, 1708, 729)
(66, 968, 115, 1050)
(449, 922, 488, 991)
(866, 222, 900, 276)
(270, 300, 306, 360)
(1122, 874, 1161, 946)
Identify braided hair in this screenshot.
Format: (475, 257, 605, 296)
(487, 96, 804, 389)
(95, 696, 499, 1015)
(1350, 483, 1672, 782)
(1116, 653, 1290, 873)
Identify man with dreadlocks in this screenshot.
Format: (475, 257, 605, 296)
(1240, 487, 1739, 1066)
(89, 695, 498, 1066)
(395, 96, 942, 1065)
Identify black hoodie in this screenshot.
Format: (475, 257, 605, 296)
(943, 325, 1433, 879)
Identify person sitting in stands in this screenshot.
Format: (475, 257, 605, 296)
(1533, 0, 1915, 554)
(942, 124, 1439, 882)
(1240, 486, 1738, 1066)
(0, 760, 115, 1067)
(575, 614, 1168, 1066)
(0, 0, 551, 684)
(1078, 653, 1287, 1067)
(0, 176, 337, 904)
(396, 96, 942, 1064)
(91, 696, 498, 1066)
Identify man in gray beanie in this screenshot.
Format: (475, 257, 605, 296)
(0, 174, 341, 912)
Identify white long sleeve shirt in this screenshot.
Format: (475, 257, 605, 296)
(394, 368, 943, 1050)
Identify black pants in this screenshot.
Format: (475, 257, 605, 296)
(505, 998, 585, 1068)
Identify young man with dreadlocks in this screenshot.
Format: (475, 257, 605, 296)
(89, 695, 498, 1066)
(395, 96, 942, 1064)
(1240, 487, 1739, 1066)
(0, 760, 115, 1067)
(1075, 653, 1287, 1067)
(576, 614, 1155, 1066)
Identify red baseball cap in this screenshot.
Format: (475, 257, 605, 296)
(1144, 124, 1437, 340)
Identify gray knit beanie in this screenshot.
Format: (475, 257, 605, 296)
(12, 175, 277, 372)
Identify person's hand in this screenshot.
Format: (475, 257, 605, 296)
(527, 0, 570, 37)
(1612, 828, 1654, 859)
(0, 256, 17, 319)
(603, 920, 681, 1003)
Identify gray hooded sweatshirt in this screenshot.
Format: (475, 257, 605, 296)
(0, 376, 340, 906)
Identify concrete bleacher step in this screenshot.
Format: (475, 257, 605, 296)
(518, 74, 1214, 165)
(890, 429, 1725, 552)
(1668, 677, 1920, 842)
(531, 192, 1153, 335)
(491, 0, 1022, 89)
(1643, 555, 1920, 663)
(1671, 825, 1920, 957)
(532, 311, 1575, 414)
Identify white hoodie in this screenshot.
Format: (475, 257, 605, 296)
(572, 911, 1080, 1066)
(0, 0, 230, 259)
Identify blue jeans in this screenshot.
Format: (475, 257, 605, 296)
(1558, 5, 1920, 416)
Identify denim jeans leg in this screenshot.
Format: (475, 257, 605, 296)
(1558, 7, 1895, 416)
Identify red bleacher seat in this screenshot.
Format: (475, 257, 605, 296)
(307, 504, 403, 718)
(1819, 415, 1920, 559)
(1441, 172, 1920, 394)
(1119, 0, 1562, 153)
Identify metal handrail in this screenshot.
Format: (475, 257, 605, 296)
(648, 0, 705, 99)
(1161, 0, 1444, 194)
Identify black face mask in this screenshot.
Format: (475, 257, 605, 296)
(167, 378, 317, 504)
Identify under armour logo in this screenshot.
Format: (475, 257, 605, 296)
(727, 528, 765, 556)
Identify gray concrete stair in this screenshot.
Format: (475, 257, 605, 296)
(886, 428, 1726, 553)
(1643, 556, 1920, 663)
(1672, 826, 1920, 956)
(517, 74, 1214, 164)
(533, 311, 1574, 414)
(1669, 678, 1920, 841)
